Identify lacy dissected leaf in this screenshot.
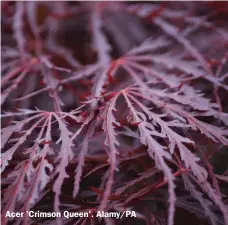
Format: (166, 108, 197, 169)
(1, 2, 228, 225)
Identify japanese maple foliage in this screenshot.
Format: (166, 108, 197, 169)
(1, 1, 228, 225)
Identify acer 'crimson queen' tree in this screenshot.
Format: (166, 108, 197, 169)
(1, 1, 228, 225)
